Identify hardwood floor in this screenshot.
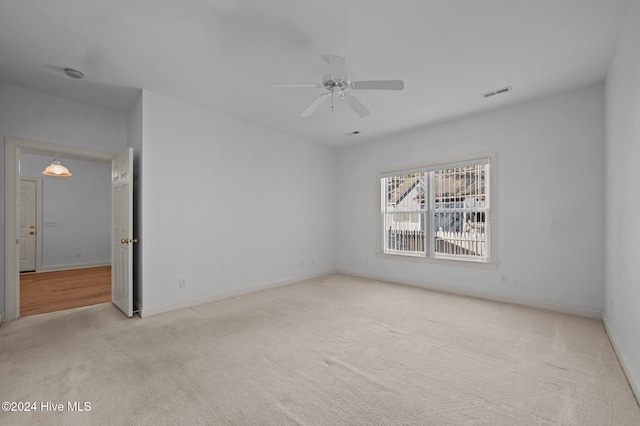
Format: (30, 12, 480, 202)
(20, 266, 111, 317)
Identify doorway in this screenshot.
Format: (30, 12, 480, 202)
(4, 137, 116, 321)
(18, 154, 112, 316)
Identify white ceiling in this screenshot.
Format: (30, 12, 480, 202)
(0, 0, 630, 147)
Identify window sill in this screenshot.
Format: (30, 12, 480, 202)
(376, 251, 498, 269)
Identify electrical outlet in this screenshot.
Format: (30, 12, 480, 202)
(75, 251, 82, 258)
(311, 259, 315, 266)
(179, 278, 187, 288)
(299, 260, 304, 267)
(500, 274, 509, 285)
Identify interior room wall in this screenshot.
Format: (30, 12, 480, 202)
(0, 83, 127, 316)
(20, 153, 111, 269)
(336, 84, 606, 313)
(604, 0, 640, 397)
(137, 91, 337, 313)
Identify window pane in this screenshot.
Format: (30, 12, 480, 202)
(433, 165, 488, 260)
(383, 173, 426, 255)
(385, 212, 425, 254)
(385, 174, 425, 213)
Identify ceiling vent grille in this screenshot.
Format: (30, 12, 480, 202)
(481, 86, 512, 98)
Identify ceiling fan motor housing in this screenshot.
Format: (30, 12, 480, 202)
(322, 73, 350, 91)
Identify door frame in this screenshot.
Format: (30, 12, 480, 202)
(20, 177, 43, 273)
(4, 137, 114, 321)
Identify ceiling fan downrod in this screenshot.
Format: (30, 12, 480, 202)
(331, 88, 335, 112)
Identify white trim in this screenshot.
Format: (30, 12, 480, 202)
(9, 137, 114, 162)
(139, 270, 337, 318)
(377, 150, 496, 178)
(379, 156, 491, 178)
(5, 140, 20, 321)
(4, 137, 116, 321)
(602, 315, 640, 404)
(338, 270, 603, 319)
(376, 251, 498, 269)
(39, 261, 111, 272)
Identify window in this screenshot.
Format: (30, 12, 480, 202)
(380, 157, 492, 263)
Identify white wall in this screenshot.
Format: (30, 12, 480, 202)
(138, 91, 336, 312)
(0, 83, 127, 316)
(20, 153, 111, 269)
(336, 84, 605, 312)
(604, 0, 640, 396)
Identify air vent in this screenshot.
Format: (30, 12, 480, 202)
(481, 85, 512, 98)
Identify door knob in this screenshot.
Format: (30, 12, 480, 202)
(30, 225, 35, 229)
(132, 238, 138, 243)
(29, 231, 35, 235)
(121, 238, 128, 244)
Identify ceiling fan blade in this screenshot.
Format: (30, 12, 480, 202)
(300, 93, 330, 117)
(342, 93, 371, 117)
(328, 55, 346, 80)
(351, 80, 404, 90)
(271, 83, 322, 89)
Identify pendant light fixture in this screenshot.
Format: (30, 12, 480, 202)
(42, 159, 72, 177)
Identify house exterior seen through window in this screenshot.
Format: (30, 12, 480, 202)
(381, 158, 491, 263)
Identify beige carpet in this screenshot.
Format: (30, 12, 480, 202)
(1, 274, 638, 425)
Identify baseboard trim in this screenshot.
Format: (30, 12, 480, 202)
(40, 261, 111, 273)
(602, 315, 640, 404)
(337, 270, 603, 320)
(139, 270, 338, 318)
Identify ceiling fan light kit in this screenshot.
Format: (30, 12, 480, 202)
(272, 55, 404, 118)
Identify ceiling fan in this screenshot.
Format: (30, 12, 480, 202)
(271, 55, 404, 118)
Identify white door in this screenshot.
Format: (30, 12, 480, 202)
(112, 148, 134, 317)
(19, 180, 37, 272)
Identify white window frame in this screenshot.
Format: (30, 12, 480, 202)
(377, 152, 497, 268)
